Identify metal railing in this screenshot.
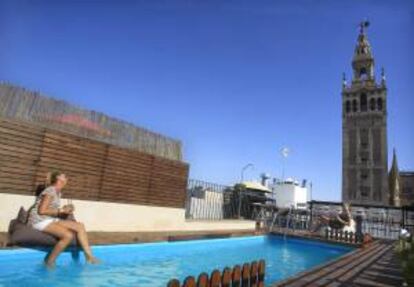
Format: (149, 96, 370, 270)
(185, 179, 271, 220)
(264, 201, 414, 240)
(185, 181, 414, 237)
(185, 179, 238, 220)
(309, 201, 414, 240)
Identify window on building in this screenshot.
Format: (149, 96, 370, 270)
(352, 100, 358, 112)
(370, 98, 376, 111)
(360, 152, 369, 163)
(359, 67, 368, 80)
(360, 129, 369, 148)
(360, 93, 367, 111)
(345, 101, 351, 113)
(360, 186, 370, 197)
(403, 187, 412, 194)
(377, 98, 383, 111)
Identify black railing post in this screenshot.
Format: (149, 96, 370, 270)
(355, 215, 363, 243)
(309, 201, 313, 229)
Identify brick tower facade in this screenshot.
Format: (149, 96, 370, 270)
(342, 22, 389, 205)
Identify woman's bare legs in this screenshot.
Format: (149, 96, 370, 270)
(319, 215, 330, 223)
(57, 220, 99, 263)
(310, 215, 330, 233)
(43, 223, 74, 267)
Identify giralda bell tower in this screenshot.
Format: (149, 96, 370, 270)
(342, 21, 389, 205)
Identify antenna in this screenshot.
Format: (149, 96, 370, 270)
(279, 146, 290, 180)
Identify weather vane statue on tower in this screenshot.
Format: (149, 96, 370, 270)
(359, 20, 370, 34)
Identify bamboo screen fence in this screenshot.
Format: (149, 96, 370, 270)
(0, 118, 189, 208)
(0, 83, 182, 161)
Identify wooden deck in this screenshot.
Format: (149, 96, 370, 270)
(274, 239, 404, 287)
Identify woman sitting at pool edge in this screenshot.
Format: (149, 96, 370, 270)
(28, 171, 100, 267)
(311, 202, 355, 233)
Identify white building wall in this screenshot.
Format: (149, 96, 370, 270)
(0, 193, 254, 233)
(273, 183, 308, 208)
(294, 187, 308, 208)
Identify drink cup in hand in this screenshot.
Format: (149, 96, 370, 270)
(66, 199, 75, 212)
(66, 204, 75, 213)
(62, 204, 74, 214)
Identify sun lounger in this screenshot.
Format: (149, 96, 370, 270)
(8, 207, 78, 248)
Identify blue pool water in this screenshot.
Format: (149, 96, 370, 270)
(0, 235, 352, 287)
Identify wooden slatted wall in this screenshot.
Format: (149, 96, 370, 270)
(0, 119, 189, 208)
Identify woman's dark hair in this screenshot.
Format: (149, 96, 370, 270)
(34, 184, 46, 197)
(34, 171, 63, 197)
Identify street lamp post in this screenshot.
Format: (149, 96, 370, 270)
(238, 163, 254, 219)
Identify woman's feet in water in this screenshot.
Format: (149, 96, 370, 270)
(86, 255, 101, 264)
(44, 261, 55, 268)
(44, 255, 56, 269)
(44, 254, 101, 267)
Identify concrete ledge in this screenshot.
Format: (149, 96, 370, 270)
(0, 193, 255, 232)
(0, 229, 259, 248)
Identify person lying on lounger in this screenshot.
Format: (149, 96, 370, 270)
(311, 202, 355, 233)
(27, 171, 100, 267)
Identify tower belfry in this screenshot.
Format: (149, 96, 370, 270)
(342, 22, 389, 205)
(352, 21, 375, 83)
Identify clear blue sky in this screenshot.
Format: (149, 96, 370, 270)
(1, 0, 413, 201)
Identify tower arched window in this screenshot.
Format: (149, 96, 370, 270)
(377, 98, 383, 111)
(359, 67, 367, 80)
(345, 101, 351, 113)
(360, 93, 367, 111)
(370, 98, 376, 111)
(352, 100, 358, 112)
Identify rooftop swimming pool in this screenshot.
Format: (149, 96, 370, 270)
(0, 235, 353, 287)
